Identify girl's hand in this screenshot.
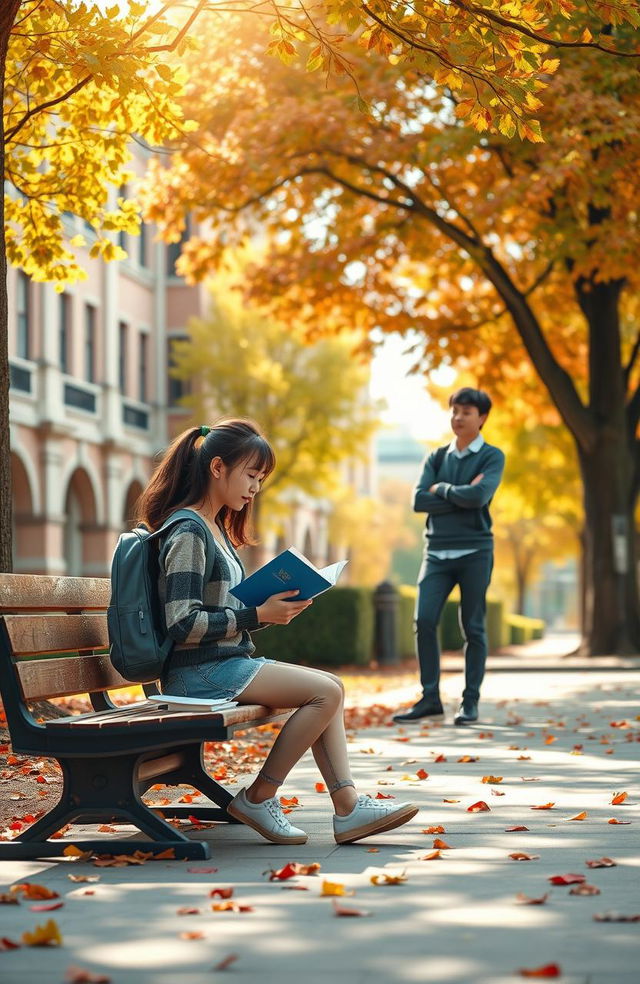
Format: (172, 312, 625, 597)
(257, 590, 312, 625)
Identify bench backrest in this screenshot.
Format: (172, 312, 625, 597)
(0, 574, 134, 725)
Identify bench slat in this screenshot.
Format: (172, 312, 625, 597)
(17, 652, 130, 700)
(44, 703, 288, 729)
(4, 613, 109, 657)
(0, 573, 110, 612)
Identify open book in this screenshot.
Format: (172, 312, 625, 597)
(147, 694, 238, 713)
(230, 547, 348, 608)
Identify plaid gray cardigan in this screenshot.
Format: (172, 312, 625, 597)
(158, 518, 260, 669)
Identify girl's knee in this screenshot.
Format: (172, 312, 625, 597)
(315, 678, 344, 711)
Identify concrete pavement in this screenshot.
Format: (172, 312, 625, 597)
(1, 664, 638, 984)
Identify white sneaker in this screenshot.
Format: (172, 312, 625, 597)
(333, 795, 419, 844)
(227, 788, 308, 845)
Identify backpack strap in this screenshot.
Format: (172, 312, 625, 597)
(154, 509, 217, 585)
(434, 444, 448, 477)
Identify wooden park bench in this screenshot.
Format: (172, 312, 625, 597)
(0, 573, 291, 861)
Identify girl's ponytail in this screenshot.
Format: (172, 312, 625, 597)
(135, 427, 202, 530)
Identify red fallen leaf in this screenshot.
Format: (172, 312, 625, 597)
(516, 892, 548, 905)
(180, 931, 205, 939)
(11, 884, 59, 901)
(331, 899, 371, 917)
(315, 782, 327, 793)
(420, 850, 442, 860)
(593, 911, 640, 922)
(566, 811, 588, 821)
(611, 791, 628, 805)
(491, 789, 506, 796)
(177, 907, 201, 915)
(416, 769, 429, 780)
(607, 818, 631, 824)
(187, 867, 218, 874)
(65, 966, 111, 983)
(569, 883, 600, 895)
(279, 796, 300, 808)
(458, 755, 479, 763)
(509, 852, 540, 861)
(467, 801, 490, 812)
(29, 902, 64, 912)
(518, 963, 561, 978)
(375, 792, 396, 799)
(366, 848, 379, 853)
(423, 825, 446, 834)
(548, 873, 586, 885)
(393, 736, 410, 742)
(544, 735, 556, 745)
(433, 838, 452, 849)
(433, 754, 447, 763)
(97, 824, 117, 833)
(211, 954, 239, 971)
(531, 803, 555, 810)
(209, 888, 234, 899)
(586, 858, 616, 868)
(506, 825, 530, 832)
(0, 937, 21, 950)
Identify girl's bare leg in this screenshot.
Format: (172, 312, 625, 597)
(236, 663, 358, 815)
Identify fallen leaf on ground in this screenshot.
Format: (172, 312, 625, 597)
(267, 862, 320, 880)
(491, 789, 506, 796)
(516, 893, 548, 905)
(611, 792, 628, 805)
(548, 873, 586, 885)
(209, 888, 234, 899)
(593, 912, 640, 922)
(65, 966, 111, 983)
(544, 736, 557, 745)
(517, 755, 532, 760)
(467, 801, 490, 812)
(11, 884, 59, 901)
(443, 798, 460, 804)
(315, 782, 327, 793)
(180, 931, 205, 939)
(607, 818, 631, 824)
(0, 893, 20, 904)
(211, 954, 239, 971)
(320, 880, 354, 897)
(366, 848, 379, 853)
(423, 825, 446, 834)
(506, 825, 529, 832)
(482, 776, 503, 784)
(29, 902, 64, 912)
(0, 938, 20, 950)
(566, 812, 588, 821)
(433, 838, 451, 849)
(211, 901, 253, 912)
(420, 851, 442, 861)
(177, 907, 201, 915)
(332, 899, 371, 917)
(509, 852, 540, 861)
(279, 796, 300, 808)
(433, 754, 447, 763)
(518, 962, 561, 977)
(531, 803, 555, 810)
(68, 874, 100, 883)
(22, 919, 62, 946)
(62, 846, 93, 861)
(416, 769, 429, 780)
(569, 883, 600, 896)
(458, 756, 479, 763)
(375, 792, 395, 799)
(370, 872, 408, 885)
(187, 867, 218, 873)
(586, 858, 616, 868)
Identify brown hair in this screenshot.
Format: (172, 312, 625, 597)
(136, 418, 275, 547)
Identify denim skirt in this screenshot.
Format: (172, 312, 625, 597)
(162, 655, 275, 702)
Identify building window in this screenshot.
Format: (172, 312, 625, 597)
(166, 218, 191, 277)
(117, 185, 127, 252)
(84, 303, 96, 382)
(119, 321, 128, 394)
(138, 222, 148, 268)
(138, 332, 148, 403)
(16, 272, 31, 360)
(59, 292, 71, 373)
(167, 335, 188, 405)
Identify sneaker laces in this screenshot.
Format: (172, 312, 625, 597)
(265, 796, 291, 829)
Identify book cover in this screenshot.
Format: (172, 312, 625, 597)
(229, 547, 347, 608)
(148, 694, 238, 712)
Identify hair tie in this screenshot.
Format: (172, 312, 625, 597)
(199, 425, 210, 437)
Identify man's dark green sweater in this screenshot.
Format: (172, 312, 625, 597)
(413, 442, 505, 552)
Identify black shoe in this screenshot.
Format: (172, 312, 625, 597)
(392, 697, 445, 724)
(454, 701, 478, 726)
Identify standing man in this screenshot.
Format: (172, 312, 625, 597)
(393, 387, 505, 726)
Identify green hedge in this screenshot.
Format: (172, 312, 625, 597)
(253, 587, 374, 667)
(397, 585, 418, 659)
(504, 613, 546, 644)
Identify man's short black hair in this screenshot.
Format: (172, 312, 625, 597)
(449, 387, 492, 416)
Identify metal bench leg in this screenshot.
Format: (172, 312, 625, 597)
(141, 744, 241, 823)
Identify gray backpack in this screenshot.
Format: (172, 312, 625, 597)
(108, 509, 216, 683)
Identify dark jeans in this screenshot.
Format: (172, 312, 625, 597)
(415, 550, 494, 703)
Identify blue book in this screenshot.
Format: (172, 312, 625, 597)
(230, 547, 348, 607)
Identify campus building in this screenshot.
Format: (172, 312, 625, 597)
(8, 211, 370, 577)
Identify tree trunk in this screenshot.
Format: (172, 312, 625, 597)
(577, 442, 639, 654)
(0, 3, 21, 573)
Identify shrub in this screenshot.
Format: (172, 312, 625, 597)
(505, 613, 545, 644)
(397, 584, 417, 659)
(253, 587, 374, 666)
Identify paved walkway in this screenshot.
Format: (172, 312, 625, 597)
(1, 665, 638, 984)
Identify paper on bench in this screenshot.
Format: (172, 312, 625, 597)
(147, 694, 239, 712)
